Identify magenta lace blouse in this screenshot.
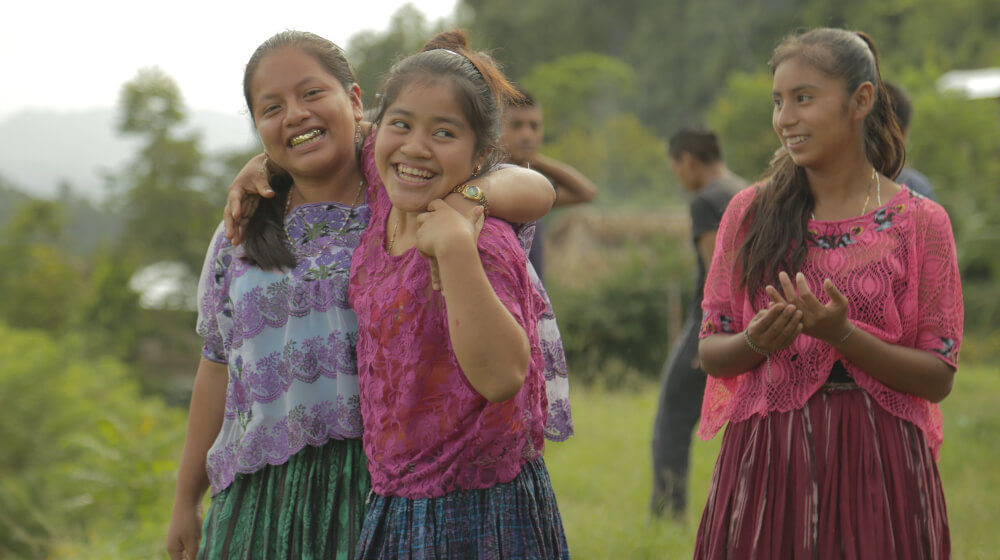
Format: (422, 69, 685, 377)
(699, 185, 963, 457)
(348, 151, 548, 499)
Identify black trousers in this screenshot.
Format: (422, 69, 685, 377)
(649, 317, 706, 517)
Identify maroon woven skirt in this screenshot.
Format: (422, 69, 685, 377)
(694, 383, 949, 559)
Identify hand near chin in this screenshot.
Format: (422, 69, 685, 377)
(224, 153, 276, 245)
(416, 199, 485, 290)
(767, 271, 852, 345)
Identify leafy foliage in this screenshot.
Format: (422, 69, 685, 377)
(0, 325, 185, 559)
(348, 4, 450, 109)
(548, 234, 693, 387)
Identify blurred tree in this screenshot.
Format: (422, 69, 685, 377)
(348, 4, 444, 109)
(0, 200, 82, 333)
(111, 67, 219, 274)
(705, 70, 776, 181)
(455, 0, 1000, 137)
(519, 53, 637, 139)
(517, 53, 673, 204)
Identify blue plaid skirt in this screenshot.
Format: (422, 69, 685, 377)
(355, 458, 570, 559)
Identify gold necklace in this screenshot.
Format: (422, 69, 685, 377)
(811, 167, 878, 220)
(284, 179, 365, 258)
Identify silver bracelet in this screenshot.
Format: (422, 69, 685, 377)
(743, 329, 770, 356)
(834, 322, 856, 345)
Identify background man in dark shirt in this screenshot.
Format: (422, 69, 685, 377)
(650, 126, 746, 519)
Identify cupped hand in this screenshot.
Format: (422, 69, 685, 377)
(767, 271, 852, 344)
(224, 153, 275, 245)
(745, 301, 803, 354)
(416, 200, 485, 290)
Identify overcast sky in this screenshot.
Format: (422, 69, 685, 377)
(0, 0, 458, 121)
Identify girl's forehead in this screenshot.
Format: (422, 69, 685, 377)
(772, 56, 842, 89)
(391, 80, 466, 115)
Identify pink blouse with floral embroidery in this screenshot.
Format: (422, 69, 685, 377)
(347, 136, 548, 499)
(699, 185, 963, 457)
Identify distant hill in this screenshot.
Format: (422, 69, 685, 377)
(0, 108, 259, 201)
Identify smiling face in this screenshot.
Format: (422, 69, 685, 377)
(771, 55, 868, 170)
(375, 79, 481, 213)
(249, 46, 362, 183)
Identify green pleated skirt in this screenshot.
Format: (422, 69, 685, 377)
(198, 439, 370, 560)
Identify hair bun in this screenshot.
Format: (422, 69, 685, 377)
(422, 30, 471, 53)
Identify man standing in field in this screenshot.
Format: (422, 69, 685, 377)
(650, 126, 745, 519)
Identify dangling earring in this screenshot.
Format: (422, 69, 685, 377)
(473, 162, 482, 176)
(354, 121, 361, 146)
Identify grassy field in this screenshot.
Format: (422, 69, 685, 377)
(544, 363, 1000, 559)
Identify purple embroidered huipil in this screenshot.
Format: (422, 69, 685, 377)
(195, 199, 370, 495)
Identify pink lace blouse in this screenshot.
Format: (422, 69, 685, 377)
(699, 185, 963, 457)
(348, 140, 548, 499)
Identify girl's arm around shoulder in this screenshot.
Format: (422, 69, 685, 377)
(447, 165, 556, 225)
(417, 201, 532, 402)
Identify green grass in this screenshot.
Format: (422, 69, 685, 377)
(545, 363, 1000, 559)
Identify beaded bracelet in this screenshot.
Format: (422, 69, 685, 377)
(743, 329, 769, 356)
(744, 329, 773, 383)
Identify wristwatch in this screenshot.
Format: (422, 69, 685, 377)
(451, 184, 490, 214)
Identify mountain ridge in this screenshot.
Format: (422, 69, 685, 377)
(0, 108, 258, 202)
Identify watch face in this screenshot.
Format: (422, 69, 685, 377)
(464, 185, 483, 199)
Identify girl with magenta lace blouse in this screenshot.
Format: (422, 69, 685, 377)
(693, 28, 962, 559)
(347, 31, 569, 559)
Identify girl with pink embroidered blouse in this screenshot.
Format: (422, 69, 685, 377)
(694, 28, 962, 559)
(347, 31, 568, 559)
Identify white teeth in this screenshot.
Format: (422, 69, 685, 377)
(786, 135, 808, 145)
(396, 164, 434, 179)
(290, 129, 323, 147)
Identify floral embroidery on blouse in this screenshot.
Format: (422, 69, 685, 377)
(195, 197, 370, 495)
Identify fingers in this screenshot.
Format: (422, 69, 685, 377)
(748, 302, 803, 352)
(257, 155, 275, 196)
(429, 257, 441, 291)
(778, 271, 800, 306)
(794, 272, 822, 308)
(466, 206, 485, 240)
(224, 190, 242, 239)
(166, 539, 185, 560)
(823, 278, 848, 308)
(766, 285, 787, 305)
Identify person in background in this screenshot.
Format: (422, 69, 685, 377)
(885, 81, 938, 200)
(695, 28, 961, 558)
(649, 126, 745, 520)
(501, 87, 598, 281)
